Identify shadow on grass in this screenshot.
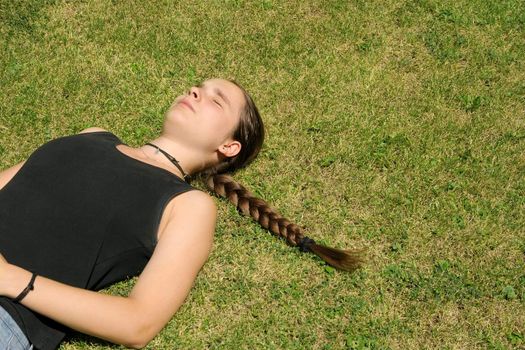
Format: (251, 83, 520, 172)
(63, 332, 118, 348)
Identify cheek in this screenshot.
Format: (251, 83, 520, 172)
(203, 106, 231, 133)
(190, 107, 227, 146)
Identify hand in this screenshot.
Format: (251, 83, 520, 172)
(0, 253, 9, 273)
(0, 253, 27, 298)
(0, 253, 12, 294)
(0, 253, 10, 295)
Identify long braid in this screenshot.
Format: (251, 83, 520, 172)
(206, 174, 363, 272)
(193, 79, 362, 271)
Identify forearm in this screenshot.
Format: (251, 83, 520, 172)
(2, 264, 147, 348)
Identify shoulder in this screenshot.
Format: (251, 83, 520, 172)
(78, 127, 107, 134)
(159, 190, 217, 242)
(170, 190, 217, 216)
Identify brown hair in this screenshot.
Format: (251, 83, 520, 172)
(198, 80, 362, 272)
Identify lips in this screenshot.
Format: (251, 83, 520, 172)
(179, 99, 195, 112)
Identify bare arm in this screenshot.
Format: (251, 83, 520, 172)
(0, 161, 25, 191)
(78, 127, 107, 134)
(0, 190, 216, 348)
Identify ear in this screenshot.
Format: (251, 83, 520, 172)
(218, 140, 242, 158)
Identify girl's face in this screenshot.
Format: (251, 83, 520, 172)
(164, 79, 245, 155)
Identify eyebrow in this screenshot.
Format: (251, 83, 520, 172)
(214, 87, 231, 109)
(200, 82, 231, 109)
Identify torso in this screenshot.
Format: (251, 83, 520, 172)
(0, 134, 199, 242)
(114, 143, 195, 241)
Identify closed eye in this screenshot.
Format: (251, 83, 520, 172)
(214, 99, 222, 107)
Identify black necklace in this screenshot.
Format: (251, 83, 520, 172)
(145, 143, 190, 183)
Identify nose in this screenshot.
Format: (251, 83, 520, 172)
(189, 86, 200, 100)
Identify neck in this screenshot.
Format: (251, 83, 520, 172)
(138, 136, 214, 177)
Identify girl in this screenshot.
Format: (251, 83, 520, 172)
(0, 79, 360, 349)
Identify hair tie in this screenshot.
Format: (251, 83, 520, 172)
(297, 236, 316, 252)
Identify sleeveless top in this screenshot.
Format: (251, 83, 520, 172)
(0, 131, 195, 349)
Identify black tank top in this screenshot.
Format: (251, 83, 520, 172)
(0, 131, 195, 349)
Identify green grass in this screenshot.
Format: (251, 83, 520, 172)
(1, 0, 524, 349)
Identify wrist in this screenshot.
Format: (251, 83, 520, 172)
(1, 264, 32, 299)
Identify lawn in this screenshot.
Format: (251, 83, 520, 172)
(1, 0, 524, 349)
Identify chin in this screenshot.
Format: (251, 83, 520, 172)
(164, 110, 185, 125)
